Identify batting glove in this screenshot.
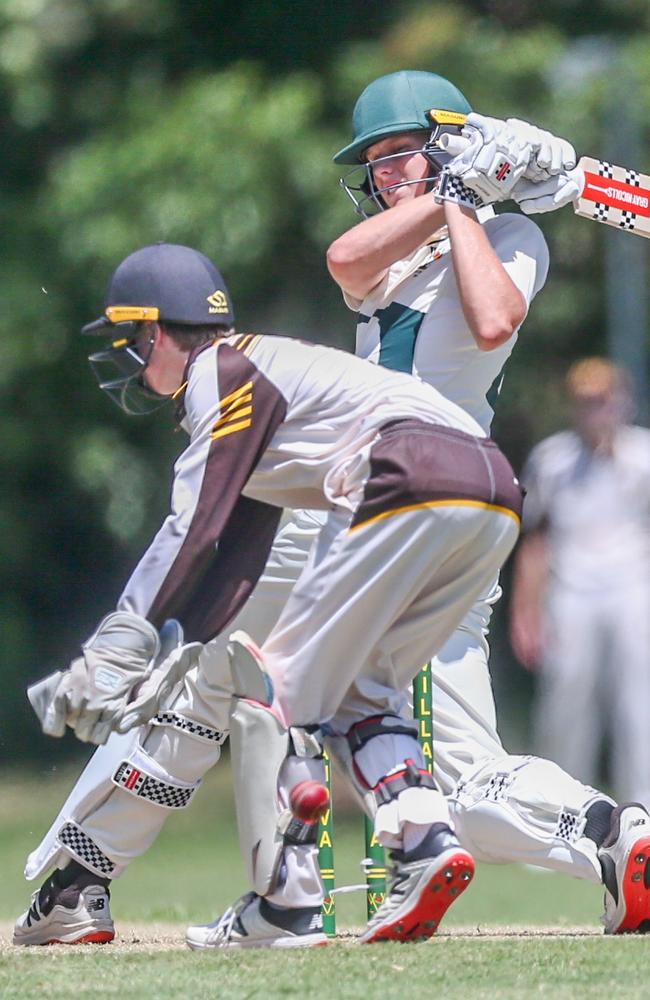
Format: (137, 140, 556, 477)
(444, 113, 534, 203)
(510, 167, 584, 215)
(505, 118, 576, 181)
(434, 169, 484, 210)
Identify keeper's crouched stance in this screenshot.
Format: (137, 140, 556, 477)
(190, 423, 522, 947)
(17, 242, 522, 948)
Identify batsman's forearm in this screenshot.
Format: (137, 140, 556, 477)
(327, 193, 446, 299)
(445, 204, 527, 349)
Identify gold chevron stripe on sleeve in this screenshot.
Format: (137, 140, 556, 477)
(212, 404, 252, 432)
(235, 334, 254, 352)
(218, 380, 253, 410)
(243, 334, 262, 357)
(211, 418, 252, 441)
(211, 380, 255, 440)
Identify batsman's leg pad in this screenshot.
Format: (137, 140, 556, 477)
(228, 630, 274, 704)
(371, 762, 451, 844)
(335, 715, 451, 846)
(230, 697, 290, 896)
(268, 752, 328, 909)
(449, 754, 614, 882)
(323, 734, 377, 818)
(325, 715, 437, 823)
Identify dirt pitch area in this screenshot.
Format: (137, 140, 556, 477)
(0, 920, 604, 953)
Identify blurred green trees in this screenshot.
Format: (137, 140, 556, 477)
(2, 0, 649, 760)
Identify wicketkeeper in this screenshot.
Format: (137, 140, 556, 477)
(21, 241, 524, 946)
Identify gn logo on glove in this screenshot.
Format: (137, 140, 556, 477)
(211, 381, 253, 440)
(207, 290, 230, 314)
(495, 160, 512, 183)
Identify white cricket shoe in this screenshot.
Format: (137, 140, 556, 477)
(13, 882, 114, 946)
(360, 825, 474, 944)
(599, 802, 650, 934)
(186, 892, 328, 950)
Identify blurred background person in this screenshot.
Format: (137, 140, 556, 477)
(510, 358, 650, 807)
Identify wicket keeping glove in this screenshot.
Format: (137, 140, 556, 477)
(28, 612, 201, 745)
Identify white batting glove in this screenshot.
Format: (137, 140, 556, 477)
(505, 118, 576, 181)
(445, 113, 534, 202)
(511, 167, 584, 215)
(27, 612, 200, 745)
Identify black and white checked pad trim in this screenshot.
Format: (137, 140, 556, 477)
(112, 761, 196, 809)
(484, 773, 514, 801)
(58, 821, 116, 876)
(152, 711, 227, 744)
(556, 810, 581, 842)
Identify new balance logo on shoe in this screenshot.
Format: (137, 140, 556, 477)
(88, 898, 106, 912)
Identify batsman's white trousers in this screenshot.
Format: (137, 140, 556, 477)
(28, 512, 606, 885)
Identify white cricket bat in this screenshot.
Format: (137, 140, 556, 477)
(573, 156, 650, 236)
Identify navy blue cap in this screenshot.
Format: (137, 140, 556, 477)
(82, 243, 235, 333)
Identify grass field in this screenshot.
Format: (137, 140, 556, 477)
(2, 762, 648, 999)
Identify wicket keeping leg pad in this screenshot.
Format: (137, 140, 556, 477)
(25, 728, 139, 881)
(230, 697, 290, 896)
(448, 754, 614, 882)
(24, 707, 224, 881)
(228, 629, 274, 704)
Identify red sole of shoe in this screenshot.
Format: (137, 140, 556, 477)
(46, 931, 115, 946)
(364, 850, 475, 943)
(616, 835, 650, 933)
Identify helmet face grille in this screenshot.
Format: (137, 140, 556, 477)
(339, 143, 447, 218)
(88, 340, 167, 416)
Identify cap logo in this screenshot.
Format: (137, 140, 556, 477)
(105, 305, 160, 323)
(207, 290, 230, 315)
(427, 109, 467, 126)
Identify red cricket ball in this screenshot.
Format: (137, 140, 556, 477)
(289, 780, 330, 823)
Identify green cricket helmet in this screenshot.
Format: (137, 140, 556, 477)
(334, 70, 472, 216)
